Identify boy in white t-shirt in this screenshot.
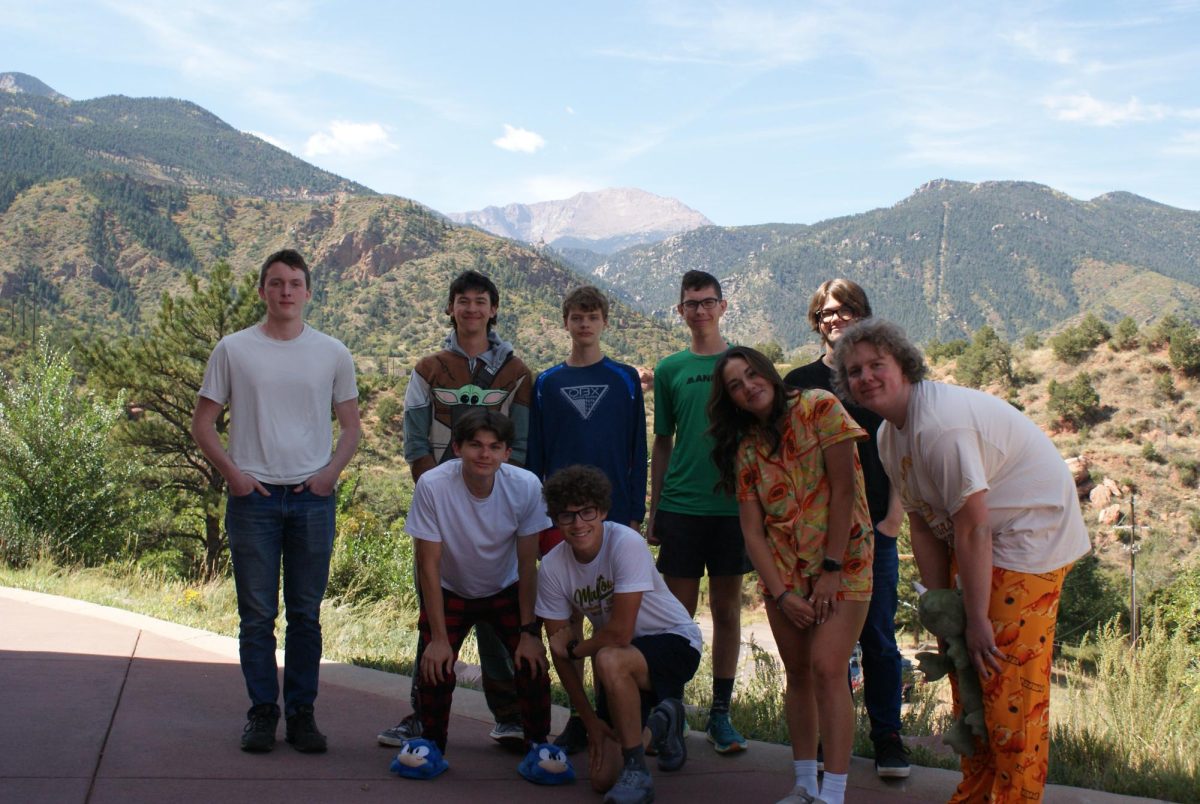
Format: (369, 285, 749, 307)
(538, 465, 702, 804)
(404, 409, 559, 779)
(192, 248, 360, 754)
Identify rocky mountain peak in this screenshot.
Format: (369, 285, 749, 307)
(0, 72, 69, 102)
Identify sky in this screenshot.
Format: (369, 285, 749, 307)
(3, 1, 1199, 226)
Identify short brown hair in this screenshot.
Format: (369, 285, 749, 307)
(542, 465, 613, 518)
(260, 249, 311, 289)
(562, 286, 609, 323)
(451, 409, 515, 447)
(831, 318, 927, 398)
(807, 278, 872, 333)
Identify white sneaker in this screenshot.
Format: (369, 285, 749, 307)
(775, 785, 826, 804)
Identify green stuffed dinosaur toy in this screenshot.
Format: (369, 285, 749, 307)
(914, 585, 988, 757)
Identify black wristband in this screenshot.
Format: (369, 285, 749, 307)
(566, 639, 580, 661)
(821, 556, 843, 572)
(519, 620, 541, 636)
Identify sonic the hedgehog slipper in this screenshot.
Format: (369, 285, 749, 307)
(389, 738, 448, 780)
(518, 742, 575, 785)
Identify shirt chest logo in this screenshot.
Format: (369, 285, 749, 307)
(559, 385, 609, 420)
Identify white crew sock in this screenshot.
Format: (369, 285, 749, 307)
(820, 770, 847, 804)
(793, 759, 819, 800)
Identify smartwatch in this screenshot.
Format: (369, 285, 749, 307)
(821, 557, 844, 573)
(519, 620, 541, 637)
(566, 639, 580, 661)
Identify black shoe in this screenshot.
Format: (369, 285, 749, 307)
(553, 715, 589, 755)
(241, 703, 279, 753)
(874, 733, 911, 779)
(286, 705, 328, 753)
(648, 698, 687, 772)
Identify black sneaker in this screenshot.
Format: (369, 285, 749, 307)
(874, 733, 910, 779)
(647, 698, 687, 772)
(241, 703, 279, 753)
(553, 714, 589, 755)
(285, 705, 328, 753)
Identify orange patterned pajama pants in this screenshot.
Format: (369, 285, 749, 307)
(948, 563, 1069, 804)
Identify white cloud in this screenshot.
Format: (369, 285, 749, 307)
(1003, 27, 1077, 65)
(246, 130, 287, 150)
(1043, 93, 1169, 125)
(565, 105, 575, 115)
(303, 121, 395, 157)
(493, 124, 546, 153)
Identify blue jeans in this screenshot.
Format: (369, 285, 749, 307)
(859, 525, 903, 741)
(226, 484, 336, 716)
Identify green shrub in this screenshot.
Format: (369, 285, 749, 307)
(1050, 327, 1092, 364)
(1057, 554, 1126, 644)
(1051, 618, 1200, 798)
(1167, 323, 1200, 376)
(0, 338, 146, 566)
(925, 338, 968, 362)
(1142, 441, 1166, 465)
(955, 325, 1014, 388)
(1109, 317, 1140, 351)
(326, 508, 415, 606)
(1174, 459, 1200, 489)
(1047, 372, 1101, 428)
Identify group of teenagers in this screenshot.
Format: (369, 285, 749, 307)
(193, 248, 1090, 804)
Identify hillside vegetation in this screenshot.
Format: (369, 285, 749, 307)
(589, 180, 1200, 348)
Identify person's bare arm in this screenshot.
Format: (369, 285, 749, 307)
(415, 538, 453, 684)
(908, 512, 951, 590)
(190, 396, 268, 496)
(951, 491, 1002, 679)
(646, 434, 673, 544)
(298, 397, 361, 495)
(740, 497, 814, 629)
(513, 533, 547, 676)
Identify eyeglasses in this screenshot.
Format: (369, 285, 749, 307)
(819, 306, 857, 323)
(680, 297, 721, 313)
(553, 507, 600, 526)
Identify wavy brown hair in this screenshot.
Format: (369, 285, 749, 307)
(706, 346, 795, 496)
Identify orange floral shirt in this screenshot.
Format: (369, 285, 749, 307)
(735, 391, 874, 600)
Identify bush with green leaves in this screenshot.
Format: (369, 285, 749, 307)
(1109, 317, 1140, 351)
(1167, 321, 1200, 376)
(925, 338, 968, 363)
(955, 325, 1014, 388)
(1047, 372, 1101, 429)
(0, 338, 145, 566)
(1056, 553, 1125, 645)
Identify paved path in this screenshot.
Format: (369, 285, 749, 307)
(0, 587, 1163, 803)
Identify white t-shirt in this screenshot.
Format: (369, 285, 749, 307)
(536, 522, 702, 652)
(199, 324, 358, 485)
(405, 460, 552, 599)
(877, 381, 1091, 574)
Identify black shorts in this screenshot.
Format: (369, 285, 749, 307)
(595, 633, 702, 725)
(654, 510, 753, 578)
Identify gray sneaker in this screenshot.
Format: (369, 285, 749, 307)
(489, 720, 525, 748)
(603, 766, 655, 804)
(647, 698, 687, 772)
(377, 713, 422, 747)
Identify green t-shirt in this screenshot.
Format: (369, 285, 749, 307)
(653, 348, 738, 516)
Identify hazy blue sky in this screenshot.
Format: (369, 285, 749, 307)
(4, 1, 1198, 225)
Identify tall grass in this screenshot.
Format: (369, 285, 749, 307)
(1051, 618, 1200, 800)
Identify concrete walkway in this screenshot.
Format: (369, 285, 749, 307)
(0, 587, 1164, 803)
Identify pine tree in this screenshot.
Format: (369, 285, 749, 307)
(79, 261, 263, 576)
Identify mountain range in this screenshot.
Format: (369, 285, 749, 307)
(448, 188, 712, 254)
(2, 72, 1199, 363)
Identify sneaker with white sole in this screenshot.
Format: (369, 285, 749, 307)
(489, 720, 525, 747)
(873, 733, 911, 779)
(705, 711, 747, 754)
(377, 713, 422, 747)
